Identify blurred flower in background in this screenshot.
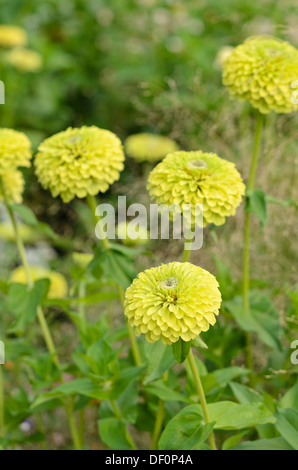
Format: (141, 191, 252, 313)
(0, 170, 25, 204)
(0, 25, 27, 48)
(125, 133, 179, 163)
(10, 265, 68, 299)
(5, 48, 43, 73)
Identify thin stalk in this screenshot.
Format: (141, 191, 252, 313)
(87, 194, 142, 366)
(36, 413, 47, 450)
(0, 178, 81, 450)
(117, 285, 142, 367)
(187, 348, 217, 450)
(150, 372, 168, 450)
(243, 111, 264, 371)
(0, 365, 4, 439)
(182, 236, 194, 263)
(110, 400, 137, 450)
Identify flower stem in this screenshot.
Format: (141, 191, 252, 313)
(182, 236, 193, 263)
(117, 285, 142, 367)
(0, 178, 81, 450)
(243, 111, 264, 372)
(110, 400, 137, 450)
(86, 194, 142, 367)
(150, 372, 168, 450)
(187, 348, 217, 450)
(0, 365, 4, 439)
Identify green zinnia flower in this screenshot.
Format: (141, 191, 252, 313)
(125, 262, 221, 345)
(222, 36, 298, 114)
(0, 170, 25, 204)
(35, 126, 125, 203)
(0, 128, 32, 174)
(148, 150, 245, 227)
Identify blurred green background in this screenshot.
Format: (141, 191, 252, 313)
(0, 0, 297, 313)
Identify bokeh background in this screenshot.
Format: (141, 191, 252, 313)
(0, 0, 297, 360)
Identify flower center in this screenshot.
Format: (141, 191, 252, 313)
(159, 277, 179, 289)
(187, 159, 208, 170)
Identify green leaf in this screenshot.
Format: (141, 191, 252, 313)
(8, 279, 50, 333)
(280, 382, 298, 411)
(230, 382, 262, 405)
(233, 437, 294, 450)
(275, 408, 298, 450)
(11, 204, 38, 226)
(172, 339, 191, 364)
(144, 341, 175, 384)
(222, 431, 249, 450)
(31, 378, 110, 409)
(88, 248, 137, 288)
(200, 401, 276, 430)
(98, 418, 132, 450)
(158, 404, 213, 450)
(201, 368, 250, 395)
(225, 293, 281, 350)
(144, 381, 189, 403)
(246, 189, 267, 229)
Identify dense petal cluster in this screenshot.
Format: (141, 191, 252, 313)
(0, 25, 27, 48)
(148, 150, 245, 227)
(125, 133, 179, 163)
(35, 126, 125, 203)
(125, 262, 221, 345)
(0, 128, 32, 174)
(10, 266, 68, 299)
(222, 36, 298, 114)
(0, 170, 25, 203)
(6, 48, 42, 72)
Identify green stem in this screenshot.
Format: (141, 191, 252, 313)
(150, 372, 168, 450)
(36, 413, 47, 450)
(117, 285, 142, 367)
(0, 365, 4, 439)
(182, 236, 193, 263)
(78, 280, 86, 321)
(243, 111, 264, 371)
(110, 400, 137, 450)
(187, 348, 217, 450)
(0, 178, 81, 450)
(87, 194, 142, 367)
(86, 194, 109, 249)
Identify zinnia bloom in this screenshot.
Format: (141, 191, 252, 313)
(125, 133, 179, 163)
(0, 25, 27, 48)
(35, 126, 125, 203)
(0, 128, 32, 174)
(148, 150, 245, 227)
(0, 170, 25, 203)
(10, 266, 68, 299)
(222, 36, 298, 114)
(6, 48, 42, 72)
(125, 262, 221, 345)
